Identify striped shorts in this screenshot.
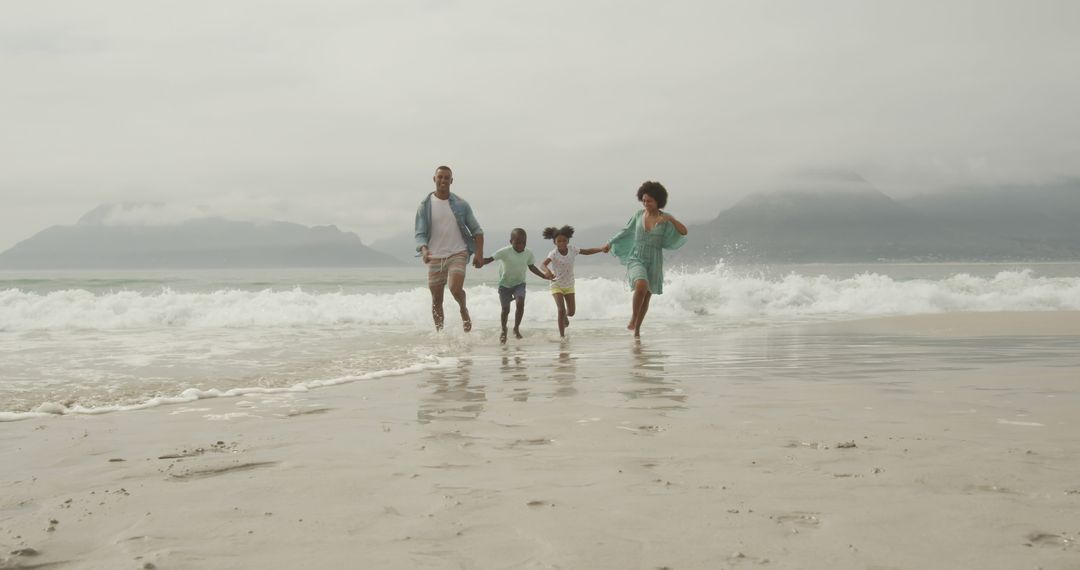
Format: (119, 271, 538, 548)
(427, 251, 468, 287)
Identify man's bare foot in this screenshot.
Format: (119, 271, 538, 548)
(513, 330, 523, 339)
(461, 309, 472, 332)
(500, 330, 507, 344)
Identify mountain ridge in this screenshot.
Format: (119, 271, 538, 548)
(677, 177, 1080, 262)
(0, 205, 401, 269)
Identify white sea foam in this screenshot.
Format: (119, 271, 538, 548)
(0, 356, 458, 422)
(2, 269, 1079, 331)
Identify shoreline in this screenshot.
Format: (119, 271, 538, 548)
(4, 311, 1079, 422)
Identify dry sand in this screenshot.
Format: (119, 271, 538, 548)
(2, 312, 1079, 569)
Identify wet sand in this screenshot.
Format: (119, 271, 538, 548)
(2, 312, 1079, 569)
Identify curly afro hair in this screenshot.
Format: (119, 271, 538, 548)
(636, 181, 669, 208)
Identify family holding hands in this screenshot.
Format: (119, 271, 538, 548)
(415, 165, 688, 341)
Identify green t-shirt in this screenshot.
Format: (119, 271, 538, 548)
(492, 246, 535, 288)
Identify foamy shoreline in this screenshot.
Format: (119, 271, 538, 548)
(2, 311, 1078, 569)
(0, 357, 459, 422)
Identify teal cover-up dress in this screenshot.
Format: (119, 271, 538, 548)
(608, 209, 688, 294)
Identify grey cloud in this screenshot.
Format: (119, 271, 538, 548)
(2, 0, 1079, 251)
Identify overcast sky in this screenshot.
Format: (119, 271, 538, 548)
(2, 1, 1078, 252)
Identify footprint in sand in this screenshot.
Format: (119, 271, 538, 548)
(966, 484, 1019, 495)
(1025, 532, 1074, 549)
(281, 407, 333, 418)
(503, 438, 553, 449)
(775, 512, 822, 529)
(168, 461, 279, 481)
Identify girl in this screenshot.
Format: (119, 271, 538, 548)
(540, 225, 607, 337)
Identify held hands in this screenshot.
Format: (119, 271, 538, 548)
(473, 254, 484, 269)
(601, 243, 611, 253)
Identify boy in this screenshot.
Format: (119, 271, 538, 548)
(481, 228, 551, 343)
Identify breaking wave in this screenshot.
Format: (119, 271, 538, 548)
(3, 268, 1079, 331)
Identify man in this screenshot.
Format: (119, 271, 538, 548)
(414, 165, 484, 332)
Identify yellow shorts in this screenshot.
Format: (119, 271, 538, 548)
(550, 286, 575, 296)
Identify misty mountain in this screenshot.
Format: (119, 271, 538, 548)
(681, 173, 1071, 262)
(0, 204, 401, 269)
(370, 223, 625, 265)
(900, 181, 1080, 256)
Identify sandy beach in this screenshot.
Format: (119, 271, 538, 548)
(2, 311, 1079, 569)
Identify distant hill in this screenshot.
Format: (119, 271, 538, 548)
(680, 173, 1080, 262)
(0, 204, 401, 269)
(371, 223, 626, 265)
(900, 182, 1080, 258)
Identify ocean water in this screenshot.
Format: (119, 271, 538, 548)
(2, 262, 1080, 420)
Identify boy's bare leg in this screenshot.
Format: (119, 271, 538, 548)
(513, 297, 525, 339)
(429, 284, 445, 331)
(553, 293, 567, 337)
(628, 279, 649, 332)
(500, 306, 510, 344)
(448, 271, 471, 332)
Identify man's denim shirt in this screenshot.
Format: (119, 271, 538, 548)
(414, 192, 483, 258)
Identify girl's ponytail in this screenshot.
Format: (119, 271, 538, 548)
(542, 225, 575, 240)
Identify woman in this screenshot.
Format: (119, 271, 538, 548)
(605, 181, 689, 337)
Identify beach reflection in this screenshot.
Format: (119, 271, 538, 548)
(416, 356, 486, 424)
(551, 348, 578, 398)
(501, 346, 530, 402)
(622, 340, 686, 409)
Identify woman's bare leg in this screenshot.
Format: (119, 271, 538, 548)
(634, 290, 652, 338)
(628, 279, 649, 332)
